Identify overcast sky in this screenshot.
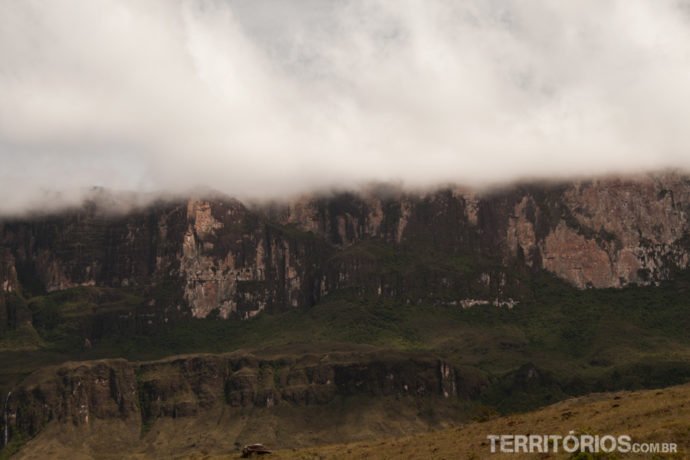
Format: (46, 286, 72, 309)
(2, 0, 690, 214)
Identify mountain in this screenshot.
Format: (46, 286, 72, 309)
(1, 172, 690, 457)
(3, 172, 690, 321)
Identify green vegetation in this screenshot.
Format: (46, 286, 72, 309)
(0, 432, 26, 460)
(2, 268, 690, 458)
(262, 382, 690, 460)
(2, 269, 690, 414)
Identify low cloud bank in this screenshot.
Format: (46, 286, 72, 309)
(2, 0, 690, 214)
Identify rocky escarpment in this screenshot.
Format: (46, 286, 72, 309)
(0, 351, 465, 453)
(535, 177, 690, 288)
(271, 174, 690, 290)
(0, 248, 21, 336)
(1, 173, 689, 324)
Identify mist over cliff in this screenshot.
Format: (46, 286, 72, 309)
(3, 171, 690, 457)
(3, 0, 690, 214)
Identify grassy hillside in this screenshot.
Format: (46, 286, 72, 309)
(2, 266, 690, 458)
(14, 380, 690, 459)
(256, 383, 690, 459)
(2, 269, 690, 414)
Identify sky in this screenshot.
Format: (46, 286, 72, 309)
(1, 0, 690, 214)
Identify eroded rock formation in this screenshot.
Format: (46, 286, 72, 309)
(0, 351, 463, 451)
(1, 173, 689, 322)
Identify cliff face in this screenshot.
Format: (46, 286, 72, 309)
(1, 351, 463, 452)
(540, 177, 690, 288)
(1, 173, 689, 322)
(2, 173, 690, 456)
(0, 249, 20, 335)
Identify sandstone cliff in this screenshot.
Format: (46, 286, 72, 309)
(1, 351, 464, 454)
(2, 173, 689, 324)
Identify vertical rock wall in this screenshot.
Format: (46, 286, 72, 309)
(1, 173, 689, 320)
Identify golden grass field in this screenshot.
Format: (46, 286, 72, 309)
(212, 383, 690, 460)
(12, 380, 690, 459)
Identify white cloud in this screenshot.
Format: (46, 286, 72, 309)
(1, 0, 690, 214)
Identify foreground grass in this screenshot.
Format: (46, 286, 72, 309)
(232, 383, 690, 460)
(12, 376, 690, 459)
